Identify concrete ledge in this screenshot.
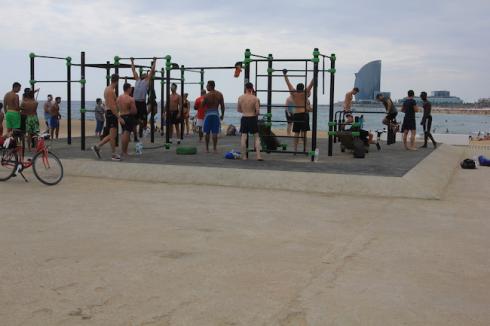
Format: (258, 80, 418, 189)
(62, 145, 464, 200)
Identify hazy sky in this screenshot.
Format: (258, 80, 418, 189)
(1, 0, 489, 104)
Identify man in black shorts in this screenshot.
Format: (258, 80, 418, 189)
(168, 83, 182, 143)
(130, 57, 157, 140)
(92, 74, 121, 161)
(117, 83, 137, 157)
(282, 70, 314, 152)
(237, 82, 262, 160)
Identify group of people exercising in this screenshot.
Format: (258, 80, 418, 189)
(343, 87, 437, 150)
(89, 62, 318, 161)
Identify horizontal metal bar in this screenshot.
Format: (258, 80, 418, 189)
(256, 74, 306, 78)
(118, 57, 167, 60)
(183, 66, 237, 70)
(34, 80, 80, 83)
(251, 59, 311, 63)
(250, 53, 269, 59)
(34, 55, 68, 60)
(182, 69, 203, 74)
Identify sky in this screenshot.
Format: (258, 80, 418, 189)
(0, 0, 489, 104)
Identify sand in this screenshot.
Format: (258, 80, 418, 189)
(0, 163, 489, 325)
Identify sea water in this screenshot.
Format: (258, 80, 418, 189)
(45, 101, 490, 135)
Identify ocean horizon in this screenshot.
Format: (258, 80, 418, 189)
(39, 101, 490, 136)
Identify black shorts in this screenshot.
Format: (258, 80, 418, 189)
(105, 111, 118, 129)
(402, 118, 416, 132)
(168, 111, 181, 125)
(292, 112, 310, 132)
(135, 101, 147, 122)
(285, 111, 293, 123)
(120, 114, 136, 132)
(240, 116, 259, 134)
(386, 112, 398, 121)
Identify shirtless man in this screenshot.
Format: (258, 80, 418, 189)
(50, 97, 61, 140)
(168, 83, 182, 143)
(343, 87, 359, 112)
(130, 57, 157, 140)
(21, 89, 39, 150)
(194, 89, 207, 142)
(43, 94, 53, 132)
(282, 70, 314, 152)
(285, 95, 295, 136)
(3, 82, 22, 135)
(237, 82, 262, 161)
(92, 74, 121, 161)
(202, 80, 225, 153)
(117, 83, 137, 157)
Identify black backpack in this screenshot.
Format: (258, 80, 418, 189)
(460, 159, 476, 169)
(353, 139, 366, 158)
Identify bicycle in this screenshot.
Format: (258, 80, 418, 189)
(0, 129, 63, 185)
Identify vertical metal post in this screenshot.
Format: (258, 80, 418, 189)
(29, 53, 35, 94)
(328, 54, 336, 157)
(311, 48, 320, 162)
(244, 50, 251, 158)
(66, 57, 72, 145)
(106, 61, 110, 87)
(267, 54, 273, 133)
(114, 63, 119, 147)
(81, 52, 86, 150)
(150, 62, 155, 143)
(160, 68, 165, 136)
(180, 65, 185, 141)
(165, 57, 171, 144)
(200, 69, 204, 92)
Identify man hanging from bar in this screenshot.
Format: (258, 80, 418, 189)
(282, 70, 314, 153)
(130, 57, 157, 141)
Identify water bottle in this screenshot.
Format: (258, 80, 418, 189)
(135, 142, 143, 155)
(314, 148, 319, 162)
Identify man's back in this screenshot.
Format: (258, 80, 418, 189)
(291, 92, 308, 113)
(117, 94, 135, 115)
(22, 99, 38, 115)
(104, 85, 117, 111)
(238, 93, 259, 117)
(204, 90, 223, 109)
(4, 91, 18, 111)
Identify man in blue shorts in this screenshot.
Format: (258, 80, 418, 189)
(202, 80, 225, 153)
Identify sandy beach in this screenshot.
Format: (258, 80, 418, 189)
(1, 164, 489, 325)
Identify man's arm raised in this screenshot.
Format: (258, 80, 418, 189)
(130, 58, 139, 80)
(146, 58, 157, 81)
(282, 69, 296, 94)
(306, 79, 314, 96)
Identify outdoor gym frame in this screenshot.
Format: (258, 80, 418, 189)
(28, 47, 336, 159)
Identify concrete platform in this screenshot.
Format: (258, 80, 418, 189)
(47, 134, 464, 200)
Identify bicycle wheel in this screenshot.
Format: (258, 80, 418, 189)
(0, 149, 18, 181)
(32, 151, 63, 185)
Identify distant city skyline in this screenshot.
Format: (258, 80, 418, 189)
(1, 0, 489, 104)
